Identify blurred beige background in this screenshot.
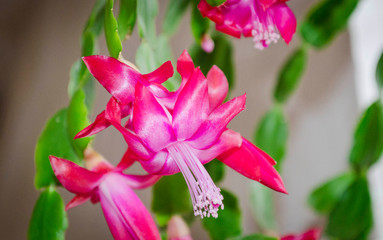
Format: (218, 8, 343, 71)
(0, 0, 359, 239)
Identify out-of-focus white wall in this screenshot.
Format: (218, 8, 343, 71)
(350, 0, 383, 238)
(0, 0, 360, 239)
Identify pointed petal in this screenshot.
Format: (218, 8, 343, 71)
(143, 61, 174, 84)
(75, 101, 131, 139)
(123, 174, 162, 189)
(99, 173, 161, 240)
(193, 129, 242, 164)
(105, 98, 152, 159)
(116, 149, 137, 171)
(217, 138, 287, 193)
(82, 55, 141, 104)
(74, 110, 110, 139)
(207, 65, 229, 112)
(133, 85, 175, 152)
(270, 3, 296, 44)
(177, 50, 195, 81)
(49, 156, 104, 194)
(65, 194, 92, 210)
(172, 68, 210, 140)
(188, 94, 246, 149)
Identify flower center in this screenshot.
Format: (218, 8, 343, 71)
(167, 143, 224, 218)
(251, 6, 280, 50)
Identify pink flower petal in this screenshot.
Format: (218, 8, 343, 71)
(74, 110, 110, 139)
(172, 68, 209, 140)
(123, 174, 162, 189)
(188, 94, 246, 149)
(270, 3, 296, 44)
(105, 97, 153, 160)
(75, 103, 131, 139)
(193, 129, 242, 164)
(140, 150, 170, 174)
(281, 228, 321, 240)
(99, 173, 161, 240)
(198, 0, 224, 24)
(217, 138, 287, 193)
(216, 24, 242, 38)
(177, 50, 195, 81)
(143, 60, 174, 84)
(259, 0, 279, 9)
(65, 194, 92, 210)
(82, 55, 141, 104)
(207, 65, 229, 112)
(49, 156, 104, 194)
(116, 149, 137, 171)
(133, 84, 175, 152)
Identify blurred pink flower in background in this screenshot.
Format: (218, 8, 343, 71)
(198, 0, 296, 49)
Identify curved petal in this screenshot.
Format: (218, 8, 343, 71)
(116, 149, 137, 171)
(217, 138, 287, 193)
(133, 84, 175, 152)
(123, 174, 162, 189)
(193, 129, 242, 164)
(172, 68, 209, 140)
(99, 173, 161, 240)
(82, 55, 141, 104)
(49, 156, 104, 194)
(140, 150, 181, 175)
(143, 60, 174, 84)
(188, 94, 246, 149)
(207, 65, 229, 112)
(66, 194, 92, 210)
(74, 110, 110, 139)
(105, 97, 152, 160)
(75, 103, 131, 139)
(270, 3, 296, 44)
(140, 150, 169, 174)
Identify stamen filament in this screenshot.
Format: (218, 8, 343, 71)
(167, 143, 223, 218)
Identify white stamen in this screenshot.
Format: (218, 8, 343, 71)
(251, 16, 280, 50)
(167, 143, 224, 218)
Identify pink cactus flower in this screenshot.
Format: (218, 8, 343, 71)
(94, 50, 287, 218)
(281, 228, 321, 240)
(49, 150, 161, 240)
(198, 0, 297, 49)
